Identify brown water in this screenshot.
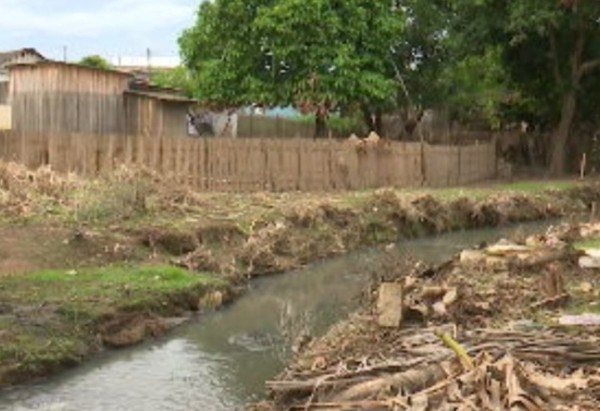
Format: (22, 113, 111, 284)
(0, 221, 558, 411)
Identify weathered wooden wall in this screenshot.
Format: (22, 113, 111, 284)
(160, 103, 189, 138)
(123, 93, 159, 136)
(0, 106, 10, 130)
(9, 62, 191, 138)
(123, 93, 190, 138)
(10, 63, 130, 134)
(0, 131, 497, 191)
(0, 82, 8, 104)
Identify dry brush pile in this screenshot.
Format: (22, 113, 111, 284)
(255, 222, 600, 410)
(2, 160, 600, 285)
(229, 186, 593, 279)
(0, 160, 210, 221)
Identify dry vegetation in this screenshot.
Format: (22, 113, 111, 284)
(1, 159, 594, 282)
(0, 159, 599, 388)
(255, 222, 600, 410)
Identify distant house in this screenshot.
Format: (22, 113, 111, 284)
(0, 48, 46, 80)
(0, 48, 46, 104)
(8, 60, 196, 137)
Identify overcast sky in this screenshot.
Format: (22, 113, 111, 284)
(0, 0, 199, 62)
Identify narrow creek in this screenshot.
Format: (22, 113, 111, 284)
(1, 220, 560, 411)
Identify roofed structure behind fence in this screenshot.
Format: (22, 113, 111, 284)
(0, 48, 45, 82)
(9, 61, 195, 137)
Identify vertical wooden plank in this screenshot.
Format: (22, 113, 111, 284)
(208, 138, 214, 191)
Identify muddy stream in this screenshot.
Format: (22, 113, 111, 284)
(0, 221, 560, 411)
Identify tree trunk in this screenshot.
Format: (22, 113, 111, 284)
(361, 107, 384, 136)
(549, 89, 577, 175)
(374, 110, 383, 136)
(314, 112, 327, 138)
(362, 106, 375, 133)
(548, 23, 586, 176)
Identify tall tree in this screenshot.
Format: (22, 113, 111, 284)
(449, 0, 600, 174)
(390, 1, 450, 110)
(510, 0, 600, 174)
(180, 0, 403, 137)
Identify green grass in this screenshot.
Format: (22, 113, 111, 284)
(0, 265, 228, 382)
(338, 179, 580, 207)
(495, 180, 577, 192)
(573, 238, 600, 250)
(421, 180, 578, 200)
(0, 265, 222, 309)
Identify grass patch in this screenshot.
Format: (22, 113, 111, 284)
(495, 180, 577, 193)
(417, 180, 578, 201)
(338, 180, 580, 207)
(0, 265, 227, 383)
(573, 238, 600, 250)
(0, 265, 222, 310)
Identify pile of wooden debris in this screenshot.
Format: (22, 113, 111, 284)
(263, 328, 600, 410)
(253, 222, 600, 410)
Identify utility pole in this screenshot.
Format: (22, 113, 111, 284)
(63, 46, 67, 62)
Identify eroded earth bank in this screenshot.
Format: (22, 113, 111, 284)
(0, 159, 599, 390)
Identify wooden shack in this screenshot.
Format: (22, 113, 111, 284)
(0, 48, 46, 104)
(124, 86, 196, 137)
(9, 61, 195, 137)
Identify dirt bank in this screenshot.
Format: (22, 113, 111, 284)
(257, 222, 600, 410)
(0, 160, 599, 388)
(143, 182, 599, 280)
(2, 161, 595, 283)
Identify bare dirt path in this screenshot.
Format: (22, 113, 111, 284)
(0, 225, 139, 277)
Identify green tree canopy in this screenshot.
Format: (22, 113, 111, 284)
(180, 0, 404, 136)
(151, 66, 195, 97)
(179, 0, 600, 172)
(447, 0, 600, 173)
(78, 55, 112, 71)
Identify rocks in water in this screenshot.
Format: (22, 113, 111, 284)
(101, 314, 168, 348)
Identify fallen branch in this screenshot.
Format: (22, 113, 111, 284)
(509, 250, 573, 270)
(289, 399, 393, 410)
(330, 361, 456, 402)
(530, 293, 569, 309)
